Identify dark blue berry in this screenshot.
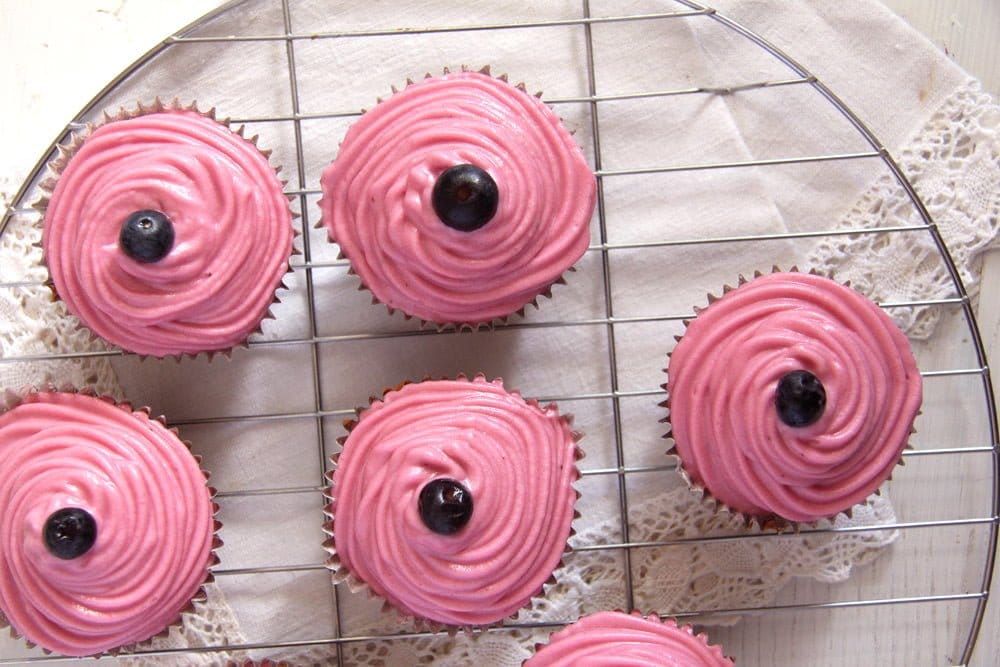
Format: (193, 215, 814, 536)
(44, 508, 97, 560)
(119, 210, 175, 263)
(432, 164, 499, 232)
(418, 479, 473, 535)
(775, 370, 826, 427)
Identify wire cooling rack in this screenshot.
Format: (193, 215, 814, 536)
(1, 1, 998, 665)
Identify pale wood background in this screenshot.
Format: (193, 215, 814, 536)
(881, 2, 998, 665)
(0, 1, 997, 665)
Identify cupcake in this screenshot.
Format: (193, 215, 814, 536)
(525, 611, 733, 665)
(38, 99, 295, 358)
(0, 389, 220, 656)
(664, 269, 923, 524)
(319, 66, 596, 328)
(324, 375, 582, 626)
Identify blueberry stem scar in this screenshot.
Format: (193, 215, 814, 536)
(419, 478, 474, 535)
(775, 370, 826, 427)
(432, 164, 499, 232)
(119, 209, 175, 263)
(44, 507, 97, 560)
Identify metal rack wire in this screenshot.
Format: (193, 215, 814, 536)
(0, 0, 997, 665)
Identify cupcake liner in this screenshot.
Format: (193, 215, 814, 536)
(322, 373, 584, 632)
(526, 610, 734, 665)
(340, 255, 575, 334)
(318, 65, 590, 332)
(661, 266, 920, 530)
(33, 98, 299, 360)
(0, 385, 222, 657)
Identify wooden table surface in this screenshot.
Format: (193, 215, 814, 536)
(882, 3, 998, 665)
(0, 1, 997, 665)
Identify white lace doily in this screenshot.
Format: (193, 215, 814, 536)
(117, 585, 249, 667)
(319, 485, 897, 667)
(0, 213, 119, 397)
(809, 79, 1000, 339)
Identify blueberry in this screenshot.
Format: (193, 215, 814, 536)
(43, 508, 97, 560)
(418, 479, 473, 535)
(775, 370, 827, 427)
(432, 164, 499, 232)
(119, 209, 175, 263)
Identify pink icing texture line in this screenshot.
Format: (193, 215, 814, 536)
(42, 109, 294, 357)
(328, 376, 580, 626)
(525, 611, 734, 666)
(0, 392, 215, 656)
(667, 272, 923, 523)
(320, 70, 596, 325)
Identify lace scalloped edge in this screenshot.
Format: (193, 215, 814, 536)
(807, 78, 1000, 340)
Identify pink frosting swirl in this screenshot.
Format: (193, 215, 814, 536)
(667, 272, 923, 522)
(526, 611, 734, 666)
(0, 392, 215, 656)
(327, 376, 580, 626)
(42, 109, 294, 357)
(319, 70, 596, 325)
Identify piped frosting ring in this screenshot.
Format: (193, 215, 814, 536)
(40, 104, 294, 357)
(320, 69, 596, 326)
(666, 271, 922, 523)
(525, 611, 733, 666)
(325, 376, 581, 626)
(0, 390, 216, 656)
